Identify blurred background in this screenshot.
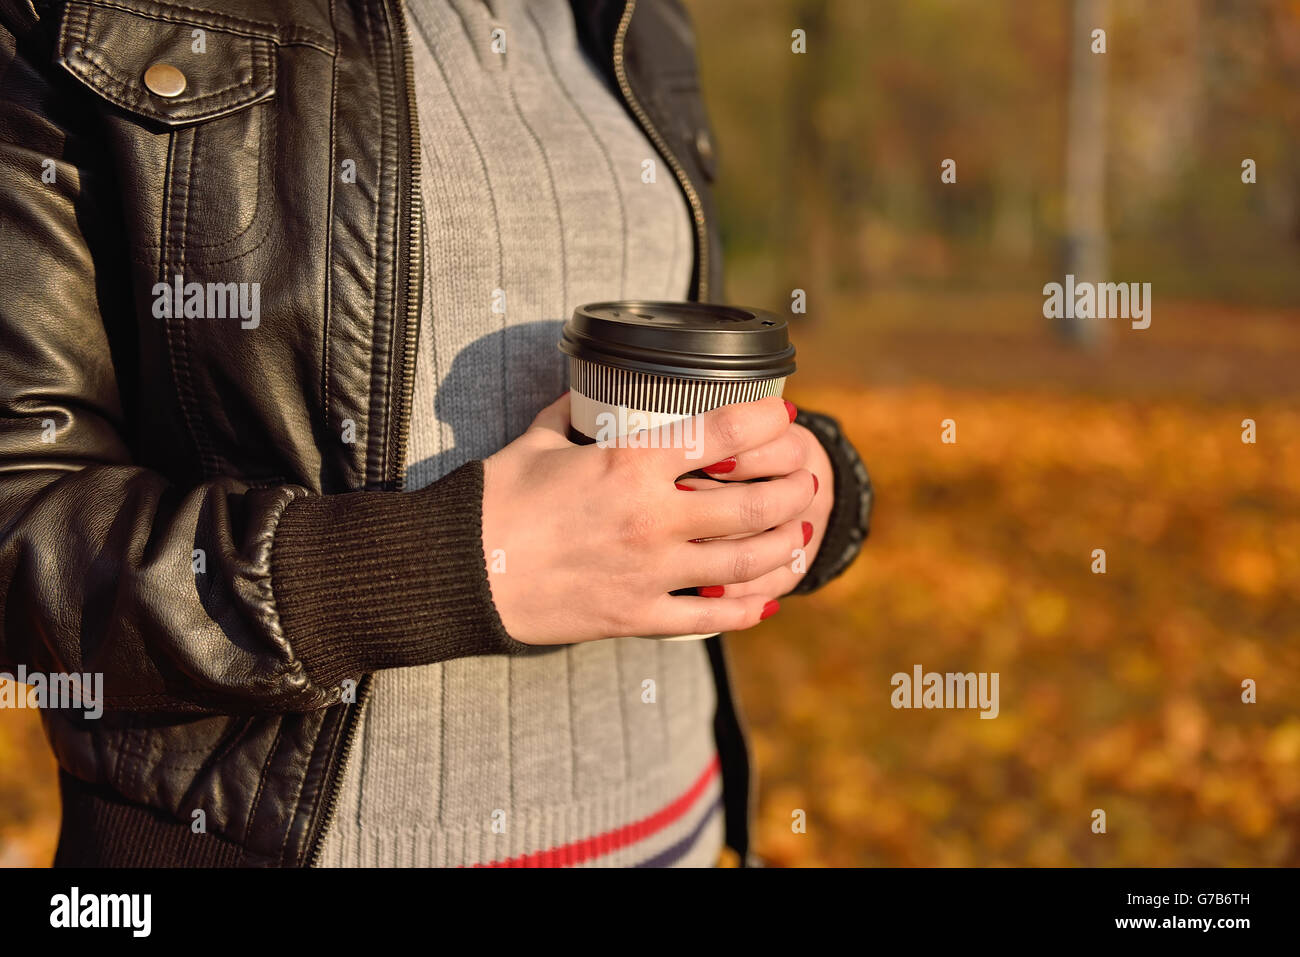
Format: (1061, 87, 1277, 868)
(684, 0, 1300, 865)
(3, 0, 1299, 867)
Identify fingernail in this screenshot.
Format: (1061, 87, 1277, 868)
(698, 585, 725, 598)
(675, 482, 693, 491)
(801, 521, 813, 546)
(703, 456, 737, 474)
(784, 400, 797, 422)
(812, 474, 819, 494)
(760, 599, 780, 620)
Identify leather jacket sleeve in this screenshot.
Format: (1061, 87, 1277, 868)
(789, 409, 873, 595)
(0, 11, 526, 715)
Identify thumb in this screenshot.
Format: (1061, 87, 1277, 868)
(527, 390, 572, 440)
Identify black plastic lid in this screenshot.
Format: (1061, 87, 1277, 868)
(560, 301, 796, 380)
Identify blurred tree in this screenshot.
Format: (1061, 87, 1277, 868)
(783, 0, 833, 316)
(1061, 0, 1109, 346)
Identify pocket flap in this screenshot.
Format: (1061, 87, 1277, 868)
(56, 1, 276, 128)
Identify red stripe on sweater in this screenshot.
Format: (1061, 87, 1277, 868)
(470, 754, 721, 868)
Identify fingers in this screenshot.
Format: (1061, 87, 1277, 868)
(671, 517, 812, 588)
(672, 476, 726, 492)
(674, 468, 817, 539)
(625, 396, 794, 477)
(695, 565, 798, 600)
(645, 593, 780, 638)
(700, 427, 810, 482)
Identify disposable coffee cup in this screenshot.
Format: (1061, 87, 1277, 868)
(560, 300, 796, 641)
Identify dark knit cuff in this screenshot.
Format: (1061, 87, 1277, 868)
(269, 460, 533, 689)
(789, 409, 873, 595)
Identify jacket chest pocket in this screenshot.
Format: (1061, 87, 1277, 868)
(56, 0, 277, 266)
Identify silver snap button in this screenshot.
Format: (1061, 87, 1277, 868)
(695, 128, 714, 166)
(143, 63, 187, 98)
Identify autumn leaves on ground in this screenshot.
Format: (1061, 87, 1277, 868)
(0, 292, 1296, 867)
(749, 291, 1300, 866)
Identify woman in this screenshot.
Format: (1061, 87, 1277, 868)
(0, 0, 870, 867)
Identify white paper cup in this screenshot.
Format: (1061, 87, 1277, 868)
(560, 301, 796, 641)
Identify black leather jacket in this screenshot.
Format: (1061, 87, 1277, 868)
(0, 0, 871, 866)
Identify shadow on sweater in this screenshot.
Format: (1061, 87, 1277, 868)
(406, 318, 568, 489)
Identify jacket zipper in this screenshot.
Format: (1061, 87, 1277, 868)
(306, 0, 424, 867)
(388, 0, 425, 499)
(612, 0, 710, 301)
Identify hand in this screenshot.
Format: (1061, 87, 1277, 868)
(673, 420, 834, 597)
(480, 394, 818, 645)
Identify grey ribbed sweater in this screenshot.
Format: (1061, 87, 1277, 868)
(316, 0, 724, 867)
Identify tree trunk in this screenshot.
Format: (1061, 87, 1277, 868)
(1062, 0, 1110, 346)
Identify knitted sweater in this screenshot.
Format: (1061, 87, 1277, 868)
(316, 0, 724, 867)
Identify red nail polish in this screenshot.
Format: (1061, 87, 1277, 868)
(703, 456, 737, 474)
(760, 599, 780, 620)
(801, 521, 813, 546)
(812, 474, 819, 494)
(698, 585, 725, 598)
(675, 482, 693, 491)
(784, 400, 797, 422)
